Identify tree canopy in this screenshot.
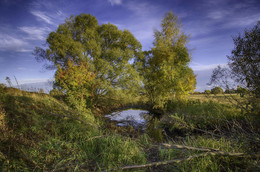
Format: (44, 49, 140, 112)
(210, 21, 260, 115)
(228, 21, 260, 97)
(35, 14, 142, 108)
(137, 12, 196, 108)
(211, 87, 223, 94)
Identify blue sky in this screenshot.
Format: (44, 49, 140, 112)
(0, 0, 259, 91)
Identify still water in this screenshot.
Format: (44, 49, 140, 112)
(105, 109, 150, 128)
(105, 109, 164, 141)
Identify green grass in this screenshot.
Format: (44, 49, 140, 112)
(159, 136, 258, 171)
(0, 86, 146, 171)
(153, 96, 259, 171)
(0, 85, 259, 171)
(163, 98, 255, 132)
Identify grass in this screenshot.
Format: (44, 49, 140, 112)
(159, 136, 259, 171)
(0, 86, 146, 171)
(0, 85, 259, 171)
(149, 95, 260, 171)
(188, 93, 243, 104)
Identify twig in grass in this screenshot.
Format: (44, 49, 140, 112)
(118, 152, 209, 170)
(161, 143, 219, 152)
(104, 147, 260, 171)
(192, 127, 222, 138)
(161, 143, 260, 158)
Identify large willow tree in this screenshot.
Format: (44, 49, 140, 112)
(35, 14, 142, 108)
(138, 12, 196, 108)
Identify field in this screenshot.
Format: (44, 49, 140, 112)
(0, 85, 259, 171)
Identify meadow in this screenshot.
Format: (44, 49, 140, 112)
(1, 84, 259, 171)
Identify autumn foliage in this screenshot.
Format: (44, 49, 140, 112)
(55, 59, 96, 111)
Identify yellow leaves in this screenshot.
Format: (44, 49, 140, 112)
(55, 59, 96, 93)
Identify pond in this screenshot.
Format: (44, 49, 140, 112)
(105, 109, 164, 141)
(105, 109, 151, 129)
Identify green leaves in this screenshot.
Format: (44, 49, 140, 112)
(140, 12, 196, 109)
(35, 13, 142, 108)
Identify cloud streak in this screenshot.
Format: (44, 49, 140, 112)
(190, 62, 227, 71)
(19, 26, 50, 40)
(108, 0, 122, 6)
(31, 10, 54, 25)
(0, 34, 30, 52)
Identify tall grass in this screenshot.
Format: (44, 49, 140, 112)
(159, 136, 259, 171)
(0, 85, 146, 171)
(0, 85, 258, 171)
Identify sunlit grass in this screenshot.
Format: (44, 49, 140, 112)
(0, 86, 146, 171)
(159, 136, 258, 171)
(0, 85, 258, 171)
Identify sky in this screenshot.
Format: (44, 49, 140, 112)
(0, 0, 259, 91)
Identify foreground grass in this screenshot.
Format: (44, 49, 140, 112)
(159, 136, 259, 171)
(0, 86, 146, 171)
(0, 85, 259, 171)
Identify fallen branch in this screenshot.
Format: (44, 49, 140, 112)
(103, 145, 260, 171)
(166, 114, 222, 138)
(192, 127, 222, 138)
(162, 143, 219, 152)
(162, 143, 260, 157)
(103, 152, 209, 171)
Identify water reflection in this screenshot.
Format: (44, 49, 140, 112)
(105, 109, 150, 128)
(105, 109, 164, 141)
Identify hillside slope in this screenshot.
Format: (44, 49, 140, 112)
(0, 85, 146, 171)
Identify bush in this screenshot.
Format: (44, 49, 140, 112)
(211, 87, 223, 94)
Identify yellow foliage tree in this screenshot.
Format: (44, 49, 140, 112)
(55, 59, 96, 111)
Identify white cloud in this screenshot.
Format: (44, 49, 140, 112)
(19, 26, 50, 40)
(224, 13, 260, 28)
(19, 78, 53, 84)
(126, 1, 159, 17)
(190, 62, 227, 71)
(0, 34, 30, 52)
(31, 10, 54, 25)
(17, 67, 26, 71)
(57, 10, 63, 16)
(108, 0, 122, 6)
(207, 10, 230, 20)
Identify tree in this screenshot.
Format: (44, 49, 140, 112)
(224, 89, 235, 94)
(34, 14, 142, 108)
(228, 21, 260, 97)
(5, 77, 12, 87)
(236, 86, 248, 97)
(138, 12, 196, 109)
(211, 87, 223, 94)
(204, 90, 211, 94)
(210, 21, 260, 115)
(55, 59, 95, 111)
(39, 89, 45, 94)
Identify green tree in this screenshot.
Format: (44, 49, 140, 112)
(34, 14, 142, 107)
(5, 77, 12, 87)
(204, 90, 211, 94)
(138, 12, 196, 109)
(210, 21, 259, 115)
(236, 86, 248, 97)
(55, 59, 96, 111)
(228, 21, 260, 97)
(211, 87, 223, 94)
(39, 89, 45, 94)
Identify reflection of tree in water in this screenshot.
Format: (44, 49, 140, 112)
(140, 112, 151, 121)
(145, 117, 164, 142)
(106, 110, 151, 129)
(125, 115, 139, 128)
